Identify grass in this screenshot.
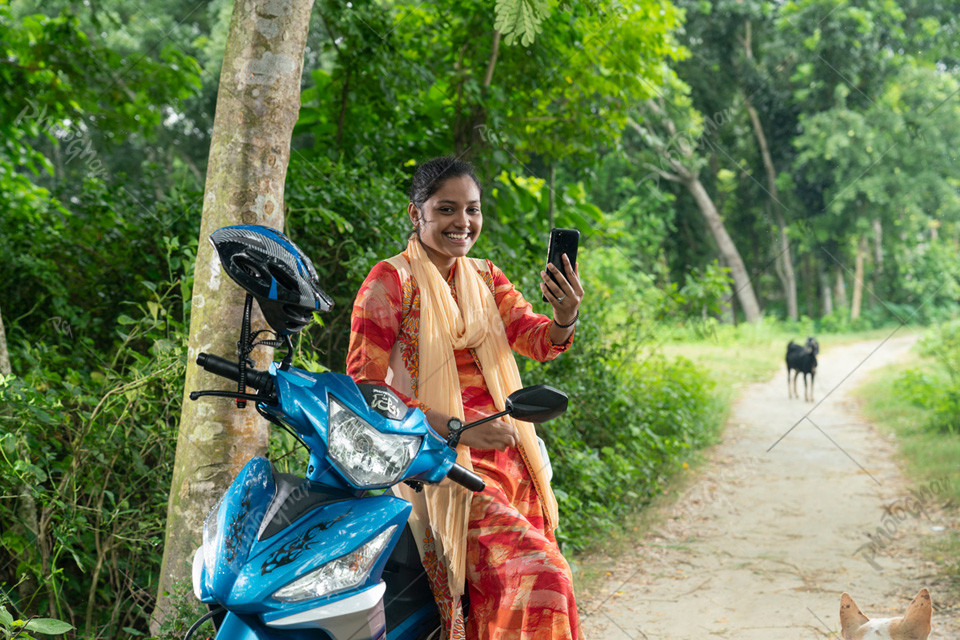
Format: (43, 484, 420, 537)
(660, 322, 905, 393)
(853, 344, 960, 599)
(854, 349, 960, 502)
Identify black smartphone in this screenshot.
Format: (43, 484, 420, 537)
(542, 228, 580, 302)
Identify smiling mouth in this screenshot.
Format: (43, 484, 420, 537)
(444, 232, 471, 241)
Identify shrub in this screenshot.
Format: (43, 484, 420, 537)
(520, 318, 721, 551)
(914, 321, 960, 434)
(0, 270, 188, 637)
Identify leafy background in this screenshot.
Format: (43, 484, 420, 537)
(1, 0, 958, 636)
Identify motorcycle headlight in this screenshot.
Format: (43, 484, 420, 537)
(327, 398, 421, 488)
(202, 495, 224, 578)
(272, 525, 397, 602)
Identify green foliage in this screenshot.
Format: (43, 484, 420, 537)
(521, 319, 721, 550)
(0, 606, 74, 639)
(900, 321, 960, 434)
(495, 0, 551, 46)
(283, 156, 411, 364)
(0, 260, 189, 636)
(677, 261, 733, 319)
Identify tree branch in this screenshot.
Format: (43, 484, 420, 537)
(483, 30, 501, 88)
(643, 162, 682, 183)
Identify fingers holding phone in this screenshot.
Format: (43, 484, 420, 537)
(540, 228, 583, 326)
(541, 254, 582, 317)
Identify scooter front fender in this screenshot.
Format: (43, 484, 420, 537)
(214, 611, 317, 640)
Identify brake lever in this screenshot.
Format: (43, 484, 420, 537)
(189, 389, 277, 405)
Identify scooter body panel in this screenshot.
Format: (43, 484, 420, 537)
(214, 611, 326, 640)
(200, 456, 412, 620)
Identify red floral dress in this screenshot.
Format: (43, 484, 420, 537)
(346, 251, 582, 640)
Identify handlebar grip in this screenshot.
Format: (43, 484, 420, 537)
(196, 353, 272, 392)
(446, 464, 486, 492)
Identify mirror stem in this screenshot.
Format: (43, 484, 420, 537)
(447, 408, 511, 448)
(463, 409, 510, 429)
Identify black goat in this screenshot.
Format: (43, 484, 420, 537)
(786, 337, 819, 402)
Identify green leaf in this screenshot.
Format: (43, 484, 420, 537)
(494, 0, 550, 46)
(22, 619, 75, 634)
(0, 607, 14, 628)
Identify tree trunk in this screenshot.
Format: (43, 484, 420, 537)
(803, 253, 816, 317)
(153, 0, 315, 628)
(454, 30, 501, 154)
(742, 19, 796, 320)
(682, 176, 762, 322)
(744, 95, 797, 320)
(819, 264, 834, 316)
(850, 235, 868, 321)
(835, 266, 848, 309)
(871, 218, 883, 295)
(0, 304, 10, 377)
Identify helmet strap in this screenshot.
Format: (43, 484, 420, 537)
(235, 294, 295, 409)
(279, 334, 293, 371)
(236, 293, 256, 408)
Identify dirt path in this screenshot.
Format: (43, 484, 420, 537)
(578, 335, 958, 639)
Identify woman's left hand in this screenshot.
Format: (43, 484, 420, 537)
(540, 253, 583, 326)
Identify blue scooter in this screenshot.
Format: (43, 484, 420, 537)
(184, 351, 567, 640)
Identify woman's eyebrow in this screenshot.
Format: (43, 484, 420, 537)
(436, 199, 481, 205)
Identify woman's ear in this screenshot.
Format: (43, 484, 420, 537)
(407, 202, 420, 229)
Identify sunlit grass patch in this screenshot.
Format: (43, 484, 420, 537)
(855, 349, 960, 503)
(855, 340, 960, 600)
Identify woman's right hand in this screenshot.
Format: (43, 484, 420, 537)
(459, 418, 517, 451)
(425, 410, 517, 451)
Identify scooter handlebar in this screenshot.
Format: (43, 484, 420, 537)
(196, 352, 273, 392)
(446, 464, 485, 492)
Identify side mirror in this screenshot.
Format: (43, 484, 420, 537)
(504, 385, 568, 423)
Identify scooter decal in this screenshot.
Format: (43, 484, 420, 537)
(260, 508, 352, 575)
(225, 483, 254, 563)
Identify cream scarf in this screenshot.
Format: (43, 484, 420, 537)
(388, 236, 559, 602)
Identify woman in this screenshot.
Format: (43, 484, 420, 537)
(346, 157, 584, 640)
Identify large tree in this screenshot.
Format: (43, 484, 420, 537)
(630, 74, 763, 323)
(154, 0, 316, 625)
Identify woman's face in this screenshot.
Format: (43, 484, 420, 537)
(410, 175, 482, 266)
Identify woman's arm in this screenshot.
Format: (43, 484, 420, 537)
(488, 258, 583, 362)
(346, 262, 426, 411)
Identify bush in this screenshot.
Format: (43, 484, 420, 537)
(520, 318, 721, 551)
(0, 268, 188, 637)
(912, 321, 960, 434)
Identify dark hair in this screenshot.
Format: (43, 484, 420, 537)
(409, 156, 482, 210)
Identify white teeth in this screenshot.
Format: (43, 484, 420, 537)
(446, 233, 469, 240)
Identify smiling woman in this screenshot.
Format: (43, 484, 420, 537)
(346, 156, 585, 639)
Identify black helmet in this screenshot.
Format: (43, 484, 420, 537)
(209, 225, 333, 335)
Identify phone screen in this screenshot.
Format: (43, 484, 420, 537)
(543, 228, 579, 302)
